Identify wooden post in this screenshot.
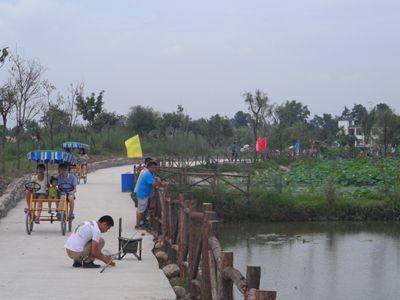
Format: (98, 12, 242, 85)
(201, 203, 216, 300)
(160, 190, 167, 241)
(246, 266, 261, 290)
(188, 200, 197, 295)
(167, 194, 173, 243)
(220, 252, 233, 300)
(246, 289, 277, 300)
(178, 194, 186, 278)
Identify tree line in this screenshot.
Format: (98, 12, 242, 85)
(1, 47, 400, 174)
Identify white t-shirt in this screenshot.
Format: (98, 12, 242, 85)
(30, 175, 47, 194)
(64, 220, 101, 252)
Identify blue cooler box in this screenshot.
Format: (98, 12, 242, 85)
(121, 172, 135, 192)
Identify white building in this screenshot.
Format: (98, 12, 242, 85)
(337, 118, 366, 146)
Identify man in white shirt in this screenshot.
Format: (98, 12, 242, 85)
(64, 215, 116, 268)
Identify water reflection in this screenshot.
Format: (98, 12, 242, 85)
(218, 222, 400, 300)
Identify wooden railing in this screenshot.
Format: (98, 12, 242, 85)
(156, 167, 251, 198)
(149, 188, 277, 300)
(157, 154, 254, 168)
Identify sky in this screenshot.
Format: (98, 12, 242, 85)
(1, 0, 400, 120)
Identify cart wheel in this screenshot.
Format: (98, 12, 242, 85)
(68, 218, 72, 232)
(25, 212, 34, 235)
(60, 212, 66, 236)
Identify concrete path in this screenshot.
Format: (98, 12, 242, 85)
(0, 165, 176, 300)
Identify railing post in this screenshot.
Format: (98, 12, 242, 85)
(160, 189, 167, 241)
(188, 200, 197, 296)
(178, 194, 187, 278)
(201, 203, 216, 300)
(220, 251, 233, 300)
(246, 266, 261, 290)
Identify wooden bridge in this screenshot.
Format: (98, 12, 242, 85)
(149, 188, 277, 300)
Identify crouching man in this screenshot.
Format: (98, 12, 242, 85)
(64, 215, 116, 268)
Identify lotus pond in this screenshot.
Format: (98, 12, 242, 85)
(219, 221, 400, 300)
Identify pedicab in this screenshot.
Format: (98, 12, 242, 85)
(61, 141, 90, 184)
(25, 150, 77, 236)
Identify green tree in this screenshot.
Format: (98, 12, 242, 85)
(244, 90, 273, 159)
(0, 84, 16, 173)
(232, 110, 251, 128)
(75, 90, 105, 147)
(275, 100, 310, 126)
(9, 53, 44, 169)
(65, 82, 84, 138)
(75, 90, 104, 127)
(92, 111, 119, 142)
(41, 100, 69, 149)
(309, 113, 338, 143)
(126, 106, 160, 136)
(25, 120, 42, 148)
(206, 114, 233, 148)
(0, 47, 9, 68)
(372, 104, 399, 157)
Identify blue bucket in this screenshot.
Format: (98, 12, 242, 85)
(121, 173, 135, 192)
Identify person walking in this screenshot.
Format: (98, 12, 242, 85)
(64, 215, 115, 268)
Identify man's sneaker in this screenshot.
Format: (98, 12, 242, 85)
(82, 261, 101, 268)
(72, 261, 82, 268)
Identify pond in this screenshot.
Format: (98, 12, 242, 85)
(218, 222, 400, 300)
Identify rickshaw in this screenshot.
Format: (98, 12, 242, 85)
(25, 150, 77, 236)
(61, 142, 90, 184)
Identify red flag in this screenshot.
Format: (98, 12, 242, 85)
(256, 137, 267, 152)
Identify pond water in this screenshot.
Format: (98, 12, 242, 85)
(218, 222, 400, 300)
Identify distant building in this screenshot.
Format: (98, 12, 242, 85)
(337, 118, 366, 146)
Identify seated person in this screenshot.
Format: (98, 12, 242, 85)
(48, 176, 59, 213)
(78, 149, 89, 175)
(56, 164, 78, 220)
(25, 163, 48, 224)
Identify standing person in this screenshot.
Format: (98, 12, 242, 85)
(64, 215, 116, 268)
(229, 141, 238, 162)
(133, 157, 153, 196)
(25, 163, 48, 223)
(56, 163, 77, 220)
(133, 157, 153, 209)
(135, 161, 164, 229)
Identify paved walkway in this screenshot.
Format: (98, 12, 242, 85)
(0, 165, 176, 300)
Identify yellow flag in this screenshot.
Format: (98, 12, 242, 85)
(124, 135, 143, 158)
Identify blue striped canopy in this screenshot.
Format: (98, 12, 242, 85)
(61, 142, 90, 151)
(26, 151, 77, 166)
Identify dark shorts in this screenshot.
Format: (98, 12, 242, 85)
(34, 193, 46, 199)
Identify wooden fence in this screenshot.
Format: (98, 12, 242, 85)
(157, 154, 254, 168)
(156, 167, 251, 198)
(150, 188, 277, 300)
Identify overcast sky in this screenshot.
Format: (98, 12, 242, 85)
(1, 0, 399, 119)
